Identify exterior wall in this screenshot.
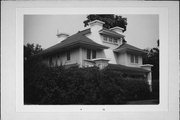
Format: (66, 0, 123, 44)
(86, 25, 103, 45)
(127, 53, 143, 67)
(104, 49, 117, 64)
(86, 29, 123, 64)
(116, 52, 127, 65)
(45, 48, 80, 67)
(81, 48, 106, 66)
(116, 52, 143, 67)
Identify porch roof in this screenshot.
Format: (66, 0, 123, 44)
(39, 29, 109, 56)
(106, 64, 150, 74)
(113, 43, 147, 55)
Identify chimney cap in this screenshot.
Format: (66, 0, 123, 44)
(88, 20, 105, 26)
(110, 26, 124, 31)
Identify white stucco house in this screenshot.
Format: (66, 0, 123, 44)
(39, 20, 153, 90)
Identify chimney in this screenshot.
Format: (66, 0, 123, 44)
(56, 33, 69, 42)
(110, 26, 124, 34)
(88, 20, 105, 44)
(88, 20, 105, 30)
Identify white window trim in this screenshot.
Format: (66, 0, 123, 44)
(130, 55, 139, 64)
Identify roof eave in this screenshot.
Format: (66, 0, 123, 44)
(39, 42, 109, 56)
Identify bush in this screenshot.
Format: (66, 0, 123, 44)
(24, 62, 151, 105)
(151, 79, 159, 100)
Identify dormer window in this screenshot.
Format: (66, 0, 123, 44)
(103, 36, 107, 41)
(103, 35, 119, 45)
(109, 37, 113, 42)
(113, 39, 118, 44)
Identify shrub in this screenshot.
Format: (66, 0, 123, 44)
(24, 62, 151, 104)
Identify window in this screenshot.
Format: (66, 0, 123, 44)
(135, 56, 138, 63)
(109, 37, 113, 42)
(103, 36, 107, 41)
(67, 51, 70, 60)
(114, 39, 118, 44)
(130, 55, 134, 63)
(92, 50, 96, 59)
(130, 55, 138, 64)
(87, 49, 91, 59)
(87, 49, 96, 59)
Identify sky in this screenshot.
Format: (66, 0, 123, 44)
(24, 15, 159, 50)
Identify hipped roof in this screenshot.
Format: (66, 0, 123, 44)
(107, 64, 150, 74)
(113, 43, 146, 55)
(39, 29, 109, 56)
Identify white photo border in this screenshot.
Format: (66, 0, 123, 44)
(16, 7, 168, 112)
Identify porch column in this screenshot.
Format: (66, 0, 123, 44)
(141, 64, 153, 92)
(147, 71, 152, 92)
(79, 48, 83, 67)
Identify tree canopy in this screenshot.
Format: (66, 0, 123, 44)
(83, 14, 127, 32)
(143, 40, 159, 80)
(24, 43, 43, 61)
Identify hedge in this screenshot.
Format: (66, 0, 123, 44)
(24, 61, 152, 105)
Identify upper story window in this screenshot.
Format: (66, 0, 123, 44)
(92, 50, 96, 59)
(103, 35, 119, 45)
(87, 49, 96, 59)
(130, 55, 134, 63)
(109, 37, 113, 42)
(113, 39, 118, 44)
(103, 36, 107, 41)
(130, 54, 138, 64)
(87, 49, 91, 59)
(135, 56, 138, 63)
(67, 51, 70, 60)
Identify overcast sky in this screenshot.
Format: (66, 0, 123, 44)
(24, 15, 159, 50)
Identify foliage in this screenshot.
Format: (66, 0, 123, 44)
(143, 40, 159, 80)
(24, 62, 151, 105)
(83, 14, 127, 32)
(143, 40, 159, 100)
(24, 43, 43, 61)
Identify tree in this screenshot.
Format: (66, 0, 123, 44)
(143, 40, 159, 99)
(143, 40, 159, 79)
(24, 43, 43, 61)
(83, 14, 127, 32)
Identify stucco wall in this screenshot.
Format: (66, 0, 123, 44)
(116, 52, 143, 67)
(86, 28, 122, 64)
(117, 52, 127, 65)
(81, 48, 106, 66)
(126, 54, 143, 67)
(45, 48, 80, 67)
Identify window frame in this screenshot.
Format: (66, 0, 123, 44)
(103, 36, 107, 41)
(135, 55, 138, 63)
(92, 50, 96, 59)
(130, 54, 134, 63)
(67, 51, 70, 61)
(87, 49, 91, 59)
(130, 54, 139, 64)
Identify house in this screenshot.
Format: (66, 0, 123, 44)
(39, 20, 153, 90)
